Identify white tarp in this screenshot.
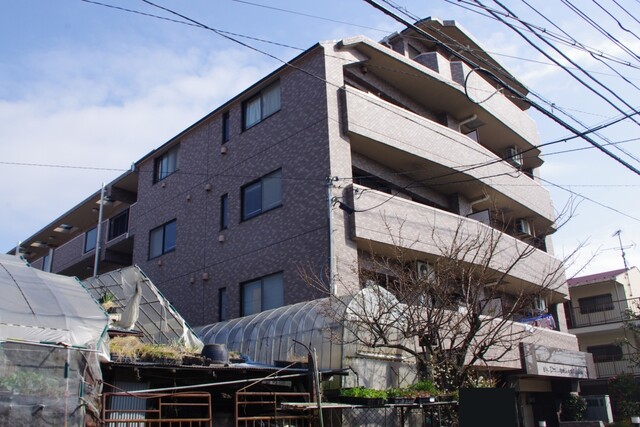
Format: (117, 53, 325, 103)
(0, 254, 109, 348)
(82, 266, 202, 349)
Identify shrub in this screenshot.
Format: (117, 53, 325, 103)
(560, 393, 587, 421)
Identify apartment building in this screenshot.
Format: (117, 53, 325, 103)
(13, 18, 594, 426)
(566, 267, 640, 391)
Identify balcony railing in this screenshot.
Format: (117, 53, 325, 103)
(593, 354, 640, 378)
(566, 297, 640, 329)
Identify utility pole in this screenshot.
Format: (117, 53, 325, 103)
(613, 229, 632, 295)
(93, 183, 106, 277)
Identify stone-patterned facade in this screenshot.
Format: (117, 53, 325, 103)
(17, 19, 569, 335)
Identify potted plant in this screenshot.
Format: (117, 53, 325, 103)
(109, 336, 141, 363)
(387, 388, 414, 405)
(137, 343, 183, 365)
(408, 380, 439, 404)
(339, 387, 388, 406)
(99, 291, 117, 313)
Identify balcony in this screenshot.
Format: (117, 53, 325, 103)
(349, 184, 567, 298)
(51, 208, 134, 279)
(340, 36, 541, 151)
(342, 87, 555, 229)
(593, 354, 640, 378)
(566, 297, 640, 329)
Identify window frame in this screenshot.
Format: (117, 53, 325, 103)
(220, 193, 229, 230)
(222, 111, 230, 143)
(242, 80, 281, 130)
(84, 227, 97, 253)
(579, 294, 614, 314)
(153, 145, 179, 183)
(148, 219, 177, 260)
(241, 169, 282, 221)
(241, 272, 284, 316)
(219, 287, 228, 322)
(587, 344, 623, 363)
(108, 209, 130, 241)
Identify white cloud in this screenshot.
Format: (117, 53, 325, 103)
(0, 43, 274, 250)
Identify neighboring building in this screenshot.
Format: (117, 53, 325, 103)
(566, 267, 640, 392)
(12, 18, 594, 426)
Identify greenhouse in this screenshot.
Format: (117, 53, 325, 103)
(0, 254, 109, 426)
(82, 266, 201, 348)
(198, 286, 418, 390)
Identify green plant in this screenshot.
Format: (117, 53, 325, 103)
(340, 387, 388, 399)
(138, 343, 182, 363)
(0, 371, 60, 397)
(387, 388, 412, 398)
(465, 373, 497, 388)
(609, 374, 640, 420)
(99, 290, 117, 310)
(408, 380, 439, 397)
(560, 393, 587, 421)
(109, 336, 142, 360)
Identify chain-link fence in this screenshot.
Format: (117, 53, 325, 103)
(323, 402, 458, 427)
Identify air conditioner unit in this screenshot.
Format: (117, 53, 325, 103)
(505, 145, 523, 168)
(515, 218, 532, 236)
(416, 261, 436, 282)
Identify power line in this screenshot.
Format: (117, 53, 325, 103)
(485, 0, 640, 135)
(82, 0, 639, 124)
(73, 0, 640, 224)
(230, 0, 389, 33)
(560, 0, 640, 63)
(434, 0, 640, 175)
(446, 0, 640, 71)
(518, 0, 640, 95)
(590, 0, 640, 43)
(0, 161, 126, 172)
(80, 0, 304, 51)
(612, 0, 640, 27)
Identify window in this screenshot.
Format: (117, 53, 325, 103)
(149, 220, 177, 259)
(587, 344, 623, 363)
(154, 146, 179, 183)
(108, 209, 129, 241)
(241, 169, 282, 220)
(84, 227, 97, 253)
(241, 272, 284, 316)
(242, 81, 281, 129)
(220, 194, 229, 230)
(219, 287, 228, 322)
(579, 294, 614, 314)
(222, 111, 230, 143)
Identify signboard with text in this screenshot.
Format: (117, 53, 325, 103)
(521, 343, 596, 379)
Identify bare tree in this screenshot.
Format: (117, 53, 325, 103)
(305, 213, 580, 392)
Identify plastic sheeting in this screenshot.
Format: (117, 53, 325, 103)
(0, 341, 102, 427)
(198, 298, 344, 370)
(0, 255, 108, 426)
(0, 254, 109, 348)
(82, 266, 202, 349)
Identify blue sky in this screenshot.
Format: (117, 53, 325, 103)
(1, 0, 639, 276)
